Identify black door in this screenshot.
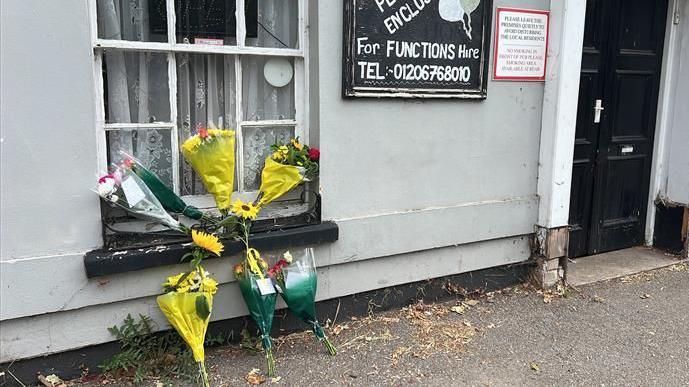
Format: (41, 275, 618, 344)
(569, 0, 668, 258)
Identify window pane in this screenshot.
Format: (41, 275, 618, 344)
(242, 57, 295, 121)
(242, 126, 294, 191)
(246, 0, 299, 49)
(103, 51, 171, 124)
(172, 0, 244, 45)
(176, 53, 237, 195)
(107, 128, 174, 187)
(97, 0, 167, 42)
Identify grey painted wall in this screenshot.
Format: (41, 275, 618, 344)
(1, 0, 545, 361)
(0, 0, 103, 261)
(665, 0, 689, 205)
(318, 0, 547, 220)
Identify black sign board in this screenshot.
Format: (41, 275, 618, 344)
(343, 0, 493, 98)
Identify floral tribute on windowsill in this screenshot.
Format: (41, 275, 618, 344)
(258, 138, 320, 207)
(95, 127, 331, 383)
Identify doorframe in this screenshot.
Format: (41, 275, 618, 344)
(537, 0, 683, 250)
(645, 0, 684, 245)
(536, 0, 587, 230)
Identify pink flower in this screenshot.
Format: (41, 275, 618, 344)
(98, 174, 114, 184)
(308, 148, 320, 161)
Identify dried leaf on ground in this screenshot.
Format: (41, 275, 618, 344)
(332, 324, 349, 336)
(668, 263, 687, 272)
(245, 368, 266, 385)
(402, 301, 476, 359)
(621, 272, 655, 283)
(530, 362, 540, 372)
(391, 346, 412, 367)
(38, 374, 65, 387)
(451, 305, 466, 314)
(464, 299, 480, 306)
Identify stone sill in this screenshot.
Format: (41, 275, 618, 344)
(83, 221, 339, 278)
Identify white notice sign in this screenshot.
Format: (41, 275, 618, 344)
(493, 8, 549, 81)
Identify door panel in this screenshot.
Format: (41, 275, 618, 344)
(617, 0, 663, 52)
(569, 0, 667, 257)
(568, 0, 607, 258)
(612, 73, 654, 139)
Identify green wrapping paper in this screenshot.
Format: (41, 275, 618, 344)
(269, 249, 336, 355)
(125, 155, 205, 220)
(234, 257, 278, 376)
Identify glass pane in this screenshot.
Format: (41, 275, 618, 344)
(242, 126, 294, 190)
(246, 0, 299, 49)
(173, 0, 240, 45)
(107, 128, 174, 187)
(176, 53, 237, 195)
(103, 51, 170, 124)
(97, 0, 167, 42)
(242, 56, 295, 121)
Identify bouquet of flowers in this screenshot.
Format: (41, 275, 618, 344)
(268, 248, 336, 355)
(182, 127, 236, 213)
(233, 248, 278, 376)
(121, 151, 208, 222)
(96, 162, 183, 231)
(257, 138, 319, 207)
(157, 230, 223, 387)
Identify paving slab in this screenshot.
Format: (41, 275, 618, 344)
(567, 246, 681, 286)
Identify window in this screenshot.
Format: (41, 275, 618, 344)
(90, 0, 308, 210)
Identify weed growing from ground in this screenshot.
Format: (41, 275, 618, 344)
(100, 314, 198, 384)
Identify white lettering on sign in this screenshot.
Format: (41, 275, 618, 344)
(382, 0, 432, 34)
(358, 61, 386, 80)
(493, 8, 549, 80)
(375, 0, 398, 13)
(357, 37, 381, 55)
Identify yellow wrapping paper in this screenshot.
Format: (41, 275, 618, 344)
(258, 158, 303, 206)
(156, 291, 213, 362)
(182, 130, 235, 211)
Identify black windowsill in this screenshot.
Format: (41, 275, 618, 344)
(83, 221, 338, 278)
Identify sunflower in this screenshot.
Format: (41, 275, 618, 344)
(191, 230, 224, 256)
(291, 138, 304, 151)
(231, 199, 260, 220)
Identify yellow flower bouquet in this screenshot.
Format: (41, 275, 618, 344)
(182, 128, 236, 213)
(257, 138, 319, 207)
(157, 230, 223, 387)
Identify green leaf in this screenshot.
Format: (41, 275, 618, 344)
(195, 294, 211, 320)
(180, 252, 194, 263)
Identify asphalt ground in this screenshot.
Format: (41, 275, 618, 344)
(68, 262, 688, 386)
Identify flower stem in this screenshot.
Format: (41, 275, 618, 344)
(198, 361, 210, 387)
(322, 337, 337, 356)
(266, 348, 276, 377)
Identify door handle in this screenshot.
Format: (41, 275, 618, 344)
(594, 99, 604, 123)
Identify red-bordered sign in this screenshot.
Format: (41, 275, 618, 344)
(493, 7, 550, 81)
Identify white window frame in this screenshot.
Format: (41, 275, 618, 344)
(88, 0, 309, 209)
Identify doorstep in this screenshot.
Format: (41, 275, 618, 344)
(567, 246, 683, 286)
